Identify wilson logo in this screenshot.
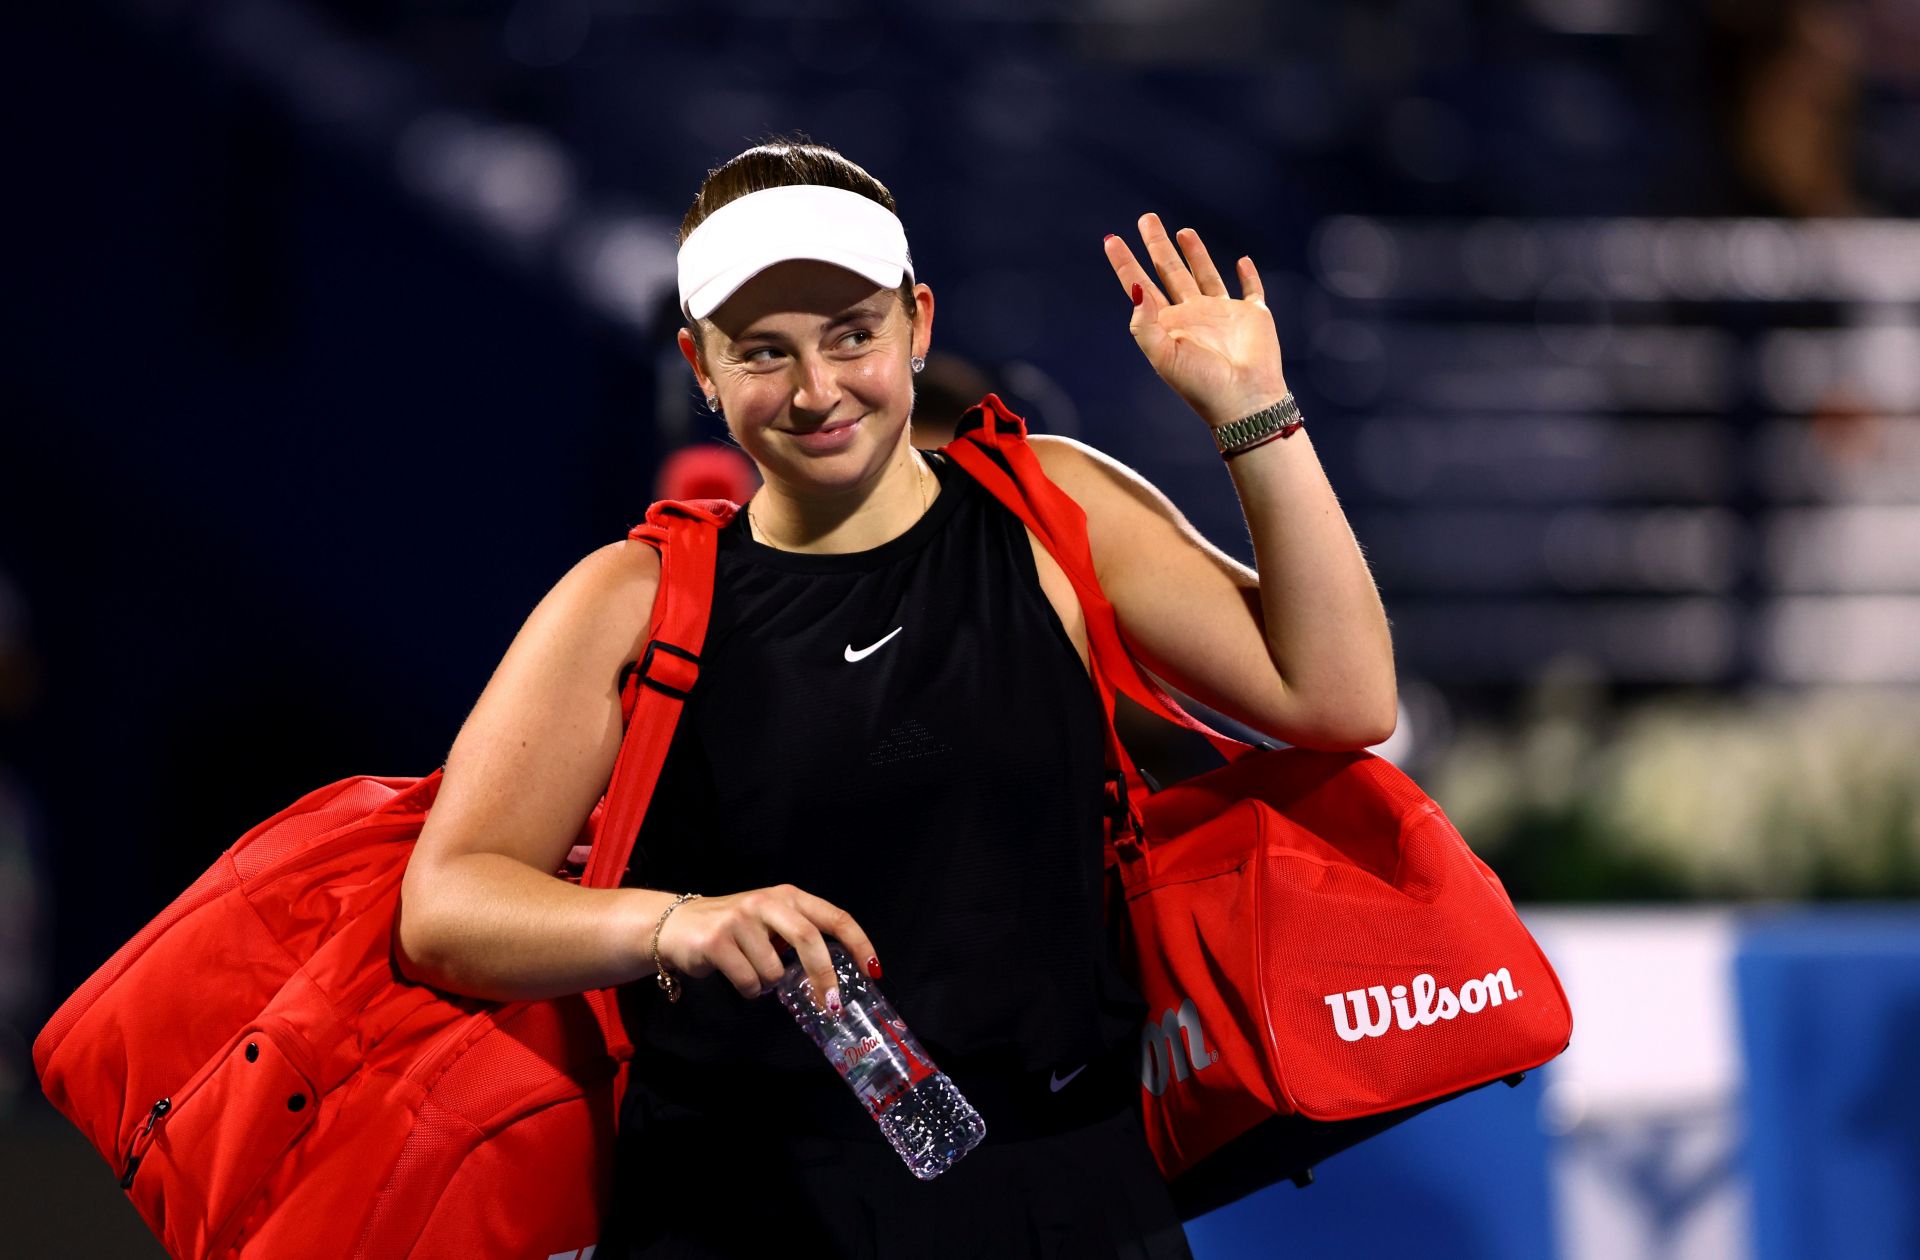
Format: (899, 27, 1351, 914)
(1139, 998, 1216, 1096)
(1324, 968, 1522, 1042)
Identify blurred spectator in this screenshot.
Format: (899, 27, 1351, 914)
(1708, 0, 1871, 216)
(653, 443, 760, 504)
(0, 566, 49, 1122)
(910, 350, 997, 449)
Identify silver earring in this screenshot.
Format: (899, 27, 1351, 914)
(704, 394, 721, 413)
(910, 355, 926, 374)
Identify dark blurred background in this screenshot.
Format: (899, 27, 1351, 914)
(4, 1, 1917, 1256)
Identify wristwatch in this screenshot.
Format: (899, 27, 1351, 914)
(1213, 393, 1304, 458)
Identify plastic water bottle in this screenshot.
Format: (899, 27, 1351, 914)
(773, 939, 987, 1179)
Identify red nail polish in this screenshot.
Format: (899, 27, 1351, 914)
(1103, 234, 1118, 243)
(866, 956, 883, 980)
(1130, 283, 1144, 306)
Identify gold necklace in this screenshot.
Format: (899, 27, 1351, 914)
(748, 450, 932, 549)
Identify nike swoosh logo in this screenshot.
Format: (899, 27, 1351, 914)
(1049, 1064, 1087, 1093)
(844, 626, 904, 662)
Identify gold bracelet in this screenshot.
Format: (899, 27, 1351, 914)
(651, 892, 702, 1003)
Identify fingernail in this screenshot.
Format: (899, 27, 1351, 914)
(866, 956, 883, 980)
(1130, 283, 1144, 306)
(825, 986, 843, 1015)
(1103, 233, 1117, 243)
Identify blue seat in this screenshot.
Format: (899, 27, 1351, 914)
(1183, 1068, 1558, 1260)
(1736, 910, 1920, 1260)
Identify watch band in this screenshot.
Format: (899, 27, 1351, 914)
(1214, 393, 1304, 458)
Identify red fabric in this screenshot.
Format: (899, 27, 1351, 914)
(31, 499, 734, 1259)
(948, 394, 1573, 1182)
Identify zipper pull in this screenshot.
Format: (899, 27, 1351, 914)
(119, 1097, 171, 1189)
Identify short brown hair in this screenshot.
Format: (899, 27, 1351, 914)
(680, 135, 918, 331)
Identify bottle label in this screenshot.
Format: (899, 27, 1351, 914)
(829, 1010, 941, 1117)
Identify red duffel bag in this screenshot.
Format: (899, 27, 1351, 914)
(31, 500, 731, 1259)
(949, 396, 1574, 1217)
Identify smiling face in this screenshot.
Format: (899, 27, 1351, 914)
(678, 259, 934, 499)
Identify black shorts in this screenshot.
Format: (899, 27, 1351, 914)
(601, 1082, 1194, 1259)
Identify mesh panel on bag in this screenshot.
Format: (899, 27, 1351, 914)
(348, 1099, 474, 1260)
(232, 776, 424, 883)
(424, 999, 609, 1127)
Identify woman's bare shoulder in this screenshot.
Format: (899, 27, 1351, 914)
(565, 537, 663, 669)
(1026, 434, 1190, 544)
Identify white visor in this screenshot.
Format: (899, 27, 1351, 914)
(676, 184, 915, 322)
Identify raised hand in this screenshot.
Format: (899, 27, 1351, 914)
(1103, 213, 1290, 431)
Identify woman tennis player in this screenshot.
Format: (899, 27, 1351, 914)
(397, 138, 1396, 1258)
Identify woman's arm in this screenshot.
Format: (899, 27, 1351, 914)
(1046, 213, 1396, 750)
(1031, 432, 1396, 750)
(395, 539, 673, 1001)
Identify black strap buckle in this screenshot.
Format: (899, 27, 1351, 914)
(1103, 770, 1147, 852)
(1102, 769, 1130, 824)
(622, 638, 701, 701)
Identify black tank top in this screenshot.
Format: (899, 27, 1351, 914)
(617, 447, 1149, 1142)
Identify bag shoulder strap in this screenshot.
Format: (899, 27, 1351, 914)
(945, 396, 1253, 818)
(580, 496, 737, 890)
(576, 496, 736, 1057)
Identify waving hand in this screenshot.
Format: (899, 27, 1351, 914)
(1103, 213, 1290, 430)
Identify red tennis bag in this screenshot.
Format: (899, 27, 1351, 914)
(949, 396, 1574, 1216)
(31, 500, 734, 1259)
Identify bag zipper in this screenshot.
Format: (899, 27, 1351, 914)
(118, 1095, 172, 1189)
